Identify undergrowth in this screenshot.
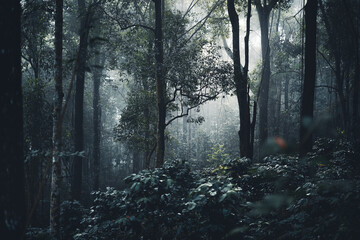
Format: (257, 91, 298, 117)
(27, 138, 360, 240)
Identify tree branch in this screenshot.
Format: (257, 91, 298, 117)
(102, 6, 155, 32)
(181, 0, 225, 43)
(317, 48, 336, 74)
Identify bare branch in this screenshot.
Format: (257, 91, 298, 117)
(101, 5, 155, 32)
(182, 0, 200, 21)
(180, 0, 225, 43)
(317, 48, 336, 74)
(165, 87, 182, 106)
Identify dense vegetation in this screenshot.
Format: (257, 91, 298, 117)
(26, 138, 360, 239)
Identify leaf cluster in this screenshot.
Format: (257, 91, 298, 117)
(39, 138, 360, 240)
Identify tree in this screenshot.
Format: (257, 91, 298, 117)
(50, 0, 64, 238)
(153, 0, 166, 168)
(299, 0, 318, 155)
(227, 0, 253, 158)
(318, 0, 360, 142)
(92, 51, 105, 190)
(0, 1, 26, 238)
(22, 1, 54, 224)
(114, 83, 157, 171)
(72, 0, 92, 200)
(254, 0, 291, 146)
(110, 0, 232, 168)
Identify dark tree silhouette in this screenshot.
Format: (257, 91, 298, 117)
(50, 0, 64, 238)
(0, 0, 26, 238)
(72, 0, 91, 200)
(299, 0, 318, 155)
(153, 0, 166, 168)
(227, 0, 253, 158)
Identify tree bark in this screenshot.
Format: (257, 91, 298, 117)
(93, 53, 105, 191)
(0, 1, 26, 238)
(227, 0, 252, 158)
(256, 4, 271, 147)
(50, 0, 63, 238)
(144, 8, 154, 169)
(299, 0, 317, 156)
(72, 0, 91, 200)
(153, 0, 166, 168)
(352, 1, 360, 144)
(182, 106, 189, 160)
(284, 76, 289, 136)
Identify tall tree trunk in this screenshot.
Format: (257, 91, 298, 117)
(246, 0, 255, 158)
(0, 1, 25, 238)
(257, 5, 271, 147)
(273, 9, 282, 136)
(299, 0, 317, 156)
(353, 48, 360, 144)
(153, 0, 166, 168)
(144, 7, 153, 169)
(93, 53, 105, 191)
(50, 0, 63, 238)
(319, 0, 348, 135)
(143, 78, 152, 168)
(72, 0, 91, 200)
(352, 2, 360, 144)
(227, 0, 251, 158)
(250, 101, 257, 158)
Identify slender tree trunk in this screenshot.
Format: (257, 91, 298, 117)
(188, 114, 192, 158)
(153, 0, 166, 168)
(227, 0, 251, 158)
(284, 76, 289, 136)
(144, 8, 153, 168)
(299, 0, 317, 156)
(182, 104, 188, 160)
(50, 0, 63, 238)
(133, 150, 141, 173)
(0, 1, 25, 238)
(257, 5, 271, 147)
(250, 101, 257, 158)
(93, 53, 105, 191)
(143, 79, 152, 168)
(274, 78, 282, 136)
(246, 0, 255, 158)
(274, 9, 282, 136)
(72, 0, 91, 200)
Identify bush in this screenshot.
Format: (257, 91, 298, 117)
(73, 139, 360, 239)
(60, 200, 85, 239)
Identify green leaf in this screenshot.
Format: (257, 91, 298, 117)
(185, 201, 196, 211)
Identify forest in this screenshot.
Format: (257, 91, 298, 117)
(1, 0, 360, 239)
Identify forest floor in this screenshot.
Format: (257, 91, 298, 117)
(27, 138, 360, 240)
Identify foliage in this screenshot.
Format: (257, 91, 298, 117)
(60, 201, 85, 240)
(113, 85, 157, 151)
(75, 161, 196, 239)
(70, 138, 360, 240)
(207, 144, 231, 167)
(26, 227, 52, 240)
